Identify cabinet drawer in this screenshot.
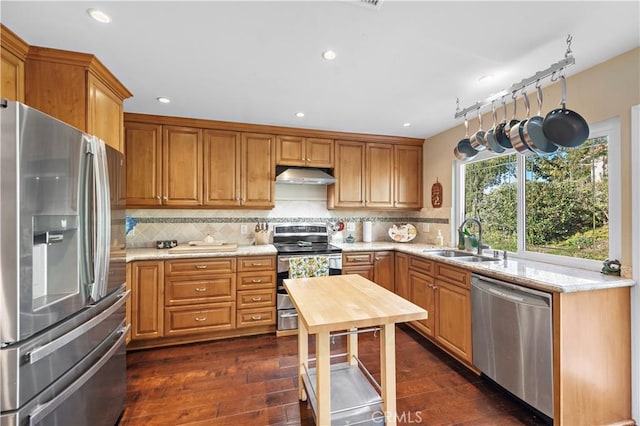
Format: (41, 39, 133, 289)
(164, 302, 235, 336)
(237, 271, 276, 290)
(236, 307, 275, 328)
(165, 275, 235, 306)
(343, 252, 374, 266)
(435, 262, 470, 289)
(237, 256, 276, 272)
(409, 256, 434, 276)
(237, 289, 275, 309)
(165, 257, 236, 276)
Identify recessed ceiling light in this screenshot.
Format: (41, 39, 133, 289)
(295, 112, 305, 118)
(156, 97, 171, 104)
(403, 122, 411, 127)
(478, 74, 494, 84)
(322, 50, 336, 60)
(87, 9, 111, 24)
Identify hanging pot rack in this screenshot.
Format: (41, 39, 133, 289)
(454, 35, 575, 119)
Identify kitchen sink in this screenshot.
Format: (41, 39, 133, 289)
(423, 249, 471, 258)
(458, 255, 500, 262)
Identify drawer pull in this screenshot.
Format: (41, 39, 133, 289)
(195, 265, 208, 269)
(194, 316, 207, 322)
(194, 287, 207, 292)
(251, 279, 262, 283)
(251, 263, 263, 266)
(349, 256, 369, 261)
(251, 315, 262, 321)
(251, 297, 262, 302)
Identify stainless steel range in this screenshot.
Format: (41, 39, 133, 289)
(273, 223, 342, 331)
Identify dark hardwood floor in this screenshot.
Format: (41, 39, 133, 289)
(119, 325, 550, 425)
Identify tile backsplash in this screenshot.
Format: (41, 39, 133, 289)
(126, 185, 451, 247)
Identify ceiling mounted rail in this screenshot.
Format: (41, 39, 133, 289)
(455, 35, 575, 119)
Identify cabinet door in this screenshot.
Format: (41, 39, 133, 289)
(329, 141, 365, 208)
(409, 270, 435, 337)
(306, 138, 334, 168)
(394, 144, 423, 209)
(241, 133, 274, 208)
(87, 73, 124, 152)
(125, 122, 163, 206)
(1, 48, 24, 102)
(342, 265, 375, 281)
(394, 253, 410, 300)
(276, 135, 305, 166)
(163, 126, 203, 206)
(435, 279, 471, 362)
(373, 251, 395, 292)
(203, 130, 242, 206)
(130, 261, 164, 340)
(366, 143, 394, 208)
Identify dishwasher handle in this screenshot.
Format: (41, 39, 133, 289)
(471, 274, 551, 309)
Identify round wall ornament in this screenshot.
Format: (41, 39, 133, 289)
(431, 178, 443, 208)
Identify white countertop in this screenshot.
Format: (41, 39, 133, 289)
(126, 241, 634, 294)
(338, 242, 635, 294)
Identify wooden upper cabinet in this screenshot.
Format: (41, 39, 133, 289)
(163, 126, 203, 206)
(276, 135, 334, 168)
(25, 46, 132, 152)
(0, 25, 28, 102)
(366, 143, 394, 208)
(204, 130, 242, 207)
(328, 140, 366, 208)
(242, 133, 275, 208)
(125, 122, 163, 206)
(395, 144, 423, 209)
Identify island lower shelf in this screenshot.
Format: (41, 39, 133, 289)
(301, 358, 383, 425)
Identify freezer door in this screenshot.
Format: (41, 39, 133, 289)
(1, 101, 93, 343)
(0, 321, 128, 426)
(0, 288, 128, 412)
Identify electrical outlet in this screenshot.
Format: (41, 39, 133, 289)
(346, 222, 356, 232)
(240, 224, 247, 235)
(422, 223, 430, 232)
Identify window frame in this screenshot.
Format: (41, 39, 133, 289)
(454, 116, 621, 270)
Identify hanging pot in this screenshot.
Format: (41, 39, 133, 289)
(454, 116, 478, 161)
(469, 108, 487, 151)
(495, 97, 512, 149)
(523, 83, 558, 153)
(506, 92, 522, 149)
(542, 75, 589, 148)
(511, 90, 534, 154)
(484, 100, 505, 153)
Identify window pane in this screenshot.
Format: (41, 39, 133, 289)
(464, 154, 517, 251)
(524, 137, 609, 260)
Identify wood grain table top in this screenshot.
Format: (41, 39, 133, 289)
(284, 274, 427, 334)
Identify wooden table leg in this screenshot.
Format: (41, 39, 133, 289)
(298, 320, 308, 401)
(380, 323, 397, 426)
(347, 328, 358, 365)
(316, 331, 331, 425)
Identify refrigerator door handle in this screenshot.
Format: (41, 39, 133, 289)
(90, 137, 111, 302)
(26, 290, 130, 364)
(80, 139, 96, 293)
(27, 324, 130, 426)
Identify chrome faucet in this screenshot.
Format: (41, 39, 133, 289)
(459, 217, 483, 255)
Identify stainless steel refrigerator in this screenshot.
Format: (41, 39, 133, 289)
(0, 100, 129, 425)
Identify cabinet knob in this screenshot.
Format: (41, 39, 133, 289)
(162, 195, 168, 200)
(251, 315, 262, 321)
(194, 287, 207, 292)
(306, 158, 311, 162)
(194, 317, 207, 322)
(155, 195, 161, 200)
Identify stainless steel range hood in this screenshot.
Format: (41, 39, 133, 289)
(275, 167, 336, 185)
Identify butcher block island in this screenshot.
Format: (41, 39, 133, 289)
(284, 274, 427, 426)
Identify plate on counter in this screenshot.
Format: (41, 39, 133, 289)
(388, 224, 417, 242)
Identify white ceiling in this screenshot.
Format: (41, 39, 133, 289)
(2, 1, 639, 139)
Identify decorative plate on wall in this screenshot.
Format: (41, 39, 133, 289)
(388, 223, 417, 242)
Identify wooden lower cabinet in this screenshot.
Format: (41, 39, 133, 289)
(394, 252, 410, 300)
(408, 270, 435, 337)
(342, 251, 394, 291)
(130, 260, 164, 340)
(127, 255, 276, 349)
(434, 279, 471, 362)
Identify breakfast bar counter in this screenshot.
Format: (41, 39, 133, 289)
(284, 274, 427, 425)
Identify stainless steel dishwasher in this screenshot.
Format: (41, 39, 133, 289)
(471, 274, 553, 419)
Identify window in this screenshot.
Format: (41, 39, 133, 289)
(457, 118, 620, 268)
